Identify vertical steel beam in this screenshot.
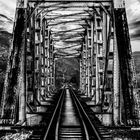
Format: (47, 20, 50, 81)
(85, 35, 88, 96)
(95, 14, 101, 104)
(24, 0, 28, 8)
(113, 0, 135, 124)
(0, 1, 27, 124)
(87, 26, 92, 97)
(82, 57, 85, 92)
(80, 58, 83, 90)
(83, 42, 86, 94)
(44, 19, 49, 96)
(91, 20, 95, 99)
(113, 26, 120, 125)
(35, 12, 41, 102)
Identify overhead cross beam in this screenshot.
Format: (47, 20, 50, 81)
(39, 3, 85, 18)
(34, 2, 65, 18)
(53, 32, 85, 38)
(52, 27, 85, 35)
(55, 55, 79, 59)
(53, 38, 83, 43)
(48, 18, 90, 26)
(53, 33, 83, 40)
(55, 52, 79, 57)
(53, 38, 81, 42)
(42, 6, 69, 17)
(43, 11, 89, 20)
(29, 0, 111, 2)
(55, 44, 81, 50)
(39, 5, 90, 8)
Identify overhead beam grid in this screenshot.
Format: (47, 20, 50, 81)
(28, 1, 112, 56)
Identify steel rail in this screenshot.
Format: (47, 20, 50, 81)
(54, 87, 89, 140)
(43, 86, 102, 140)
(55, 88, 66, 140)
(70, 89, 90, 140)
(69, 87, 102, 140)
(43, 88, 66, 140)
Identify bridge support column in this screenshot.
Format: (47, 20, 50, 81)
(85, 35, 88, 97)
(82, 41, 87, 95)
(113, 27, 120, 125)
(45, 27, 51, 95)
(102, 9, 114, 126)
(90, 20, 96, 101)
(87, 26, 92, 97)
(49, 42, 55, 92)
(95, 14, 103, 105)
(18, 9, 27, 124)
(80, 58, 83, 91)
(43, 18, 49, 97)
(113, 0, 135, 125)
(0, 6, 27, 125)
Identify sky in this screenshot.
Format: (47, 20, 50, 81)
(0, 0, 140, 52)
(125, 0, 140, 52)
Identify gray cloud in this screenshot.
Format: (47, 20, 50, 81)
(129, 20, 140, 40)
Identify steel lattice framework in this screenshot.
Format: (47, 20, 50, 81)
(0, 0, 139, 127)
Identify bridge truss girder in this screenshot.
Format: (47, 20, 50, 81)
(79, 0, 140, 126)
(0, 0, 139, 127)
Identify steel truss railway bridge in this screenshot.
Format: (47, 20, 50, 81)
(0, 0, 140, 139)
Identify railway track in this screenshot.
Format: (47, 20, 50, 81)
(26, 88, 66, 140)
(1, 86, 112, 140)
(43, 85, 102, 140)
(73, 89, 113, 140)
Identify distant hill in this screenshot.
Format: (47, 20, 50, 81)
(0, 14, 12, 99)
(0, 32, 12, 80)
(0, 14, 12, 74)
(55, 57, 80, 88)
